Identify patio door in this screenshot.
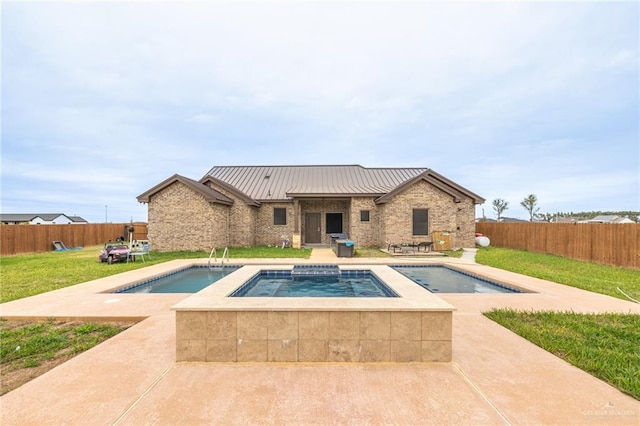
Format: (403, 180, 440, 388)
(305, 213, 321, 244)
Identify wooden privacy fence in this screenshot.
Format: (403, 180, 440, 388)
(0, 223, 148, 256)
(476, 222, 640, 269)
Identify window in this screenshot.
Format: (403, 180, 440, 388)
(412, 209, 429, 235)
(360, 210, 370, 222)
(274, 208, 287, 225)
(326, 213, 343, 233)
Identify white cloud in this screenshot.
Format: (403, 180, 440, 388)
(2, 1, 638, 222)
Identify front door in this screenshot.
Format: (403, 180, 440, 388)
(305, 213, 321, 244)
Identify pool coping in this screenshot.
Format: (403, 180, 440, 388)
(172, 265, 457, 312)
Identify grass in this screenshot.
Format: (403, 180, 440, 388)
(354, 248, 392, 258)
(228, 246, 311, 258)
(475, 247, 640, 302)
(484, 309, 640, 400)
(0, 245, 311, 303)
(0, 319, 135, 395)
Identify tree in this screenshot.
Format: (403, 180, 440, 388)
(536, 212, 555, 222)
(520, 194, 540, 222)
(492, 198, 509, 221)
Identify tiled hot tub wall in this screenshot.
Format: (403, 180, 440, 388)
(176, 310, 452, 362)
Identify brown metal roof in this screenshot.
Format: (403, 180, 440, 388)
(202, 165, 428, 201)
(137, 174, 234, 205)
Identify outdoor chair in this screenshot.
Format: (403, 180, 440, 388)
(128, 241, 151, 263)
(387, 243, 403, 253)
(417, 241, 433, 252)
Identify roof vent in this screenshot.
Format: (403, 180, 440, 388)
(264, 174, 270, 179)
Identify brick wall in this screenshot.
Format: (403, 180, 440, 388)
(349, 197, 379, 247)
(147, 181, 228, 251)
(255, 202, 295, 246)
(454, 198, 476, 247)
(380, 180, 476, 249)
(146, 179, 477, 251)
(204, 182, 257, 247)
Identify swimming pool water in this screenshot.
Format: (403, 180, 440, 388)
(115, 266, 239, 293)
(392, 265, 521, 293)
(230, 270, 398, 297)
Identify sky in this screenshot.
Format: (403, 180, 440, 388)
(2, 1, 639, 223)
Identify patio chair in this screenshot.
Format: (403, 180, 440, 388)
(128, 241, 151, 263)
(417, 241, 433, 252)
(387, 243, 403, 253)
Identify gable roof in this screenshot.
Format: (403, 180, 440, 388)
(0, 213, 71, 222)
(137, 174, 234, 205)
(203, 165, 484, 204)
(199, 176, 261, 207)
(374, 169, 485, 204)
(1, 214, 42, 222)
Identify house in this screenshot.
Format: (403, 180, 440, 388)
(0, 213, 88, 225)
(500, 217, 529, 223)
(137, 165, 485, 251)
(586, 215, 635, 224)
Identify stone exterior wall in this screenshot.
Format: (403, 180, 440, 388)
(255, 202, 296, 246)
(204, 182, 257, 247)
(453, 198, 476, 248)
(300, 200, 349, 245)
(146, 178, 478, 251)
(380, 180, 475, 249)
(147, 181, 228, 251)
(349, 197, 380, 247)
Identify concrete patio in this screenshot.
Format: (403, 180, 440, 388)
(1, 250, 638, 425)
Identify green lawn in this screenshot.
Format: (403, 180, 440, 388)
(477, 247, 639, 400)
(475, 247, 640, 302)
(484, 309, 640, 400)
(0, 245, 311, 303)
(0, 319, 134, 395)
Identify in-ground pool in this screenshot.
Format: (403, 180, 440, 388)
(230, 266, 398, 297)
(115, 266, 240, 293)
(392, 265, 522, 293)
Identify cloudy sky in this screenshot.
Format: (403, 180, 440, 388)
(2, 1, 638, 223)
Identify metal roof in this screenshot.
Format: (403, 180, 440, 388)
(137, 174, 234, 205)
(202, 165, 428, 200)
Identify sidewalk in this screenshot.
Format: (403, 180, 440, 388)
(309, 247, 338, 261)
(1, 255, 639, 425)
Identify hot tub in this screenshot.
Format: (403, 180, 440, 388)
(172, 265, 456, 363)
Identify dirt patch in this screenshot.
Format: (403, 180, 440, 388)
(1, 320, 136, 395)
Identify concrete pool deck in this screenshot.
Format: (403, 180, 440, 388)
(1, 251, 639, 425)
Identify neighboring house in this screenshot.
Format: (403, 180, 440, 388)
(476, 217, 528, 223)
(476, 218, 497, 223)
(138, 165, 485, 252)
(68, 216, 89, 224)
(0, 213, 88, 225)
(586, 215, 635, 224)
(500, 217, 529, 223)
